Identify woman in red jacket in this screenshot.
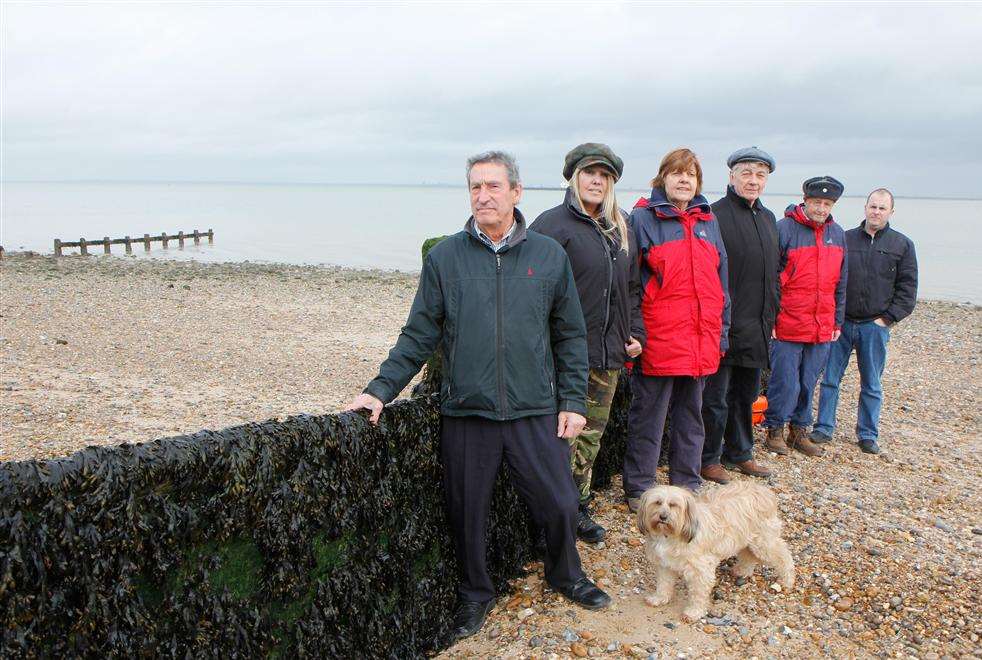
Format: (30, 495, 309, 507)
(622, 148, 730, 507)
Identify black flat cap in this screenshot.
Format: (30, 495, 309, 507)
(563, 143, 624, 182)
(802, 176, 844, 201)
(726, 146, 775, 173)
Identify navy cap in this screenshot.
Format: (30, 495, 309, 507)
(802, 176, 844, 201)
(726, 146, 775, 173)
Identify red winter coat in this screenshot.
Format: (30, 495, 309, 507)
(630, 190, 730, 377)
(775, 204, 848, 343)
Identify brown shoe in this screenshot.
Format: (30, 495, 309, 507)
(765, 426, 790, 456)
(725, 459, 773, 479)
(700, 463, 732, 484)
(787, 425, 825, 457)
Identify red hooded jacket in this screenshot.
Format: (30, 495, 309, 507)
(630, 190, 730, 377)
(775, 204, 848, 343)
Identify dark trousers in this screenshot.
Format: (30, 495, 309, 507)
(763, 340, 831, 429)
(623, 374, 706, 496)
(440, 414, 584, 603)
(701, 365, 762, 466)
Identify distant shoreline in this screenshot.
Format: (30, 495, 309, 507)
(5, 180, 981, 202)
(2, 251, 979, 307)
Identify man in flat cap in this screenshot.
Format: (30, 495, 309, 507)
(762, 176, 848, 458)
(812, 188, 918, 454)
(699, 147, 780, 483)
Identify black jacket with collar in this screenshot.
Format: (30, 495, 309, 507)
(530, 189, 645, 370)
(844, 222, 918, 324)
(711, 186, 780, 369)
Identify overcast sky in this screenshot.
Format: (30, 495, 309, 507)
(4, 2, 982, 197)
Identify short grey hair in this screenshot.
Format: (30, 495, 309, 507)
(466, 150, 521, 189)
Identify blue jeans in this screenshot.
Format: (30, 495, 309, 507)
(815, 320, 889, 442)
(763, 340, 831, 429)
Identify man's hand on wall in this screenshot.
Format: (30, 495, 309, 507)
(345, 393, 384, 425)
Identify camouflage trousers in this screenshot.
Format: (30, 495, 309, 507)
(570, 369, 620, 504)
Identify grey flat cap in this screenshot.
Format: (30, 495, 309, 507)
(803, 175, 844, 201)
(726, 146, 775, 173)
(563, 142, 624, 182)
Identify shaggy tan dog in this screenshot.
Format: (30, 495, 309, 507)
(636, 481, 795, 622)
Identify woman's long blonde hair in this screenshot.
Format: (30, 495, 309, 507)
(570, 165, 629, 255)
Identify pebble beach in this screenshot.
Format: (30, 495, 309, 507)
(1, 253, 979, 658)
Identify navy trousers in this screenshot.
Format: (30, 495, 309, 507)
(763, 340, 831, 429)
(440, 414, 585, 603)
(701, 365, 761, 466)
(623, 374, 706, 496)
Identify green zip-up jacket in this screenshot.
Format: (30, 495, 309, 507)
(364, 209, 588, 420)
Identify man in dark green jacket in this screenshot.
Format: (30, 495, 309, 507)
(346, 151, 610, 641)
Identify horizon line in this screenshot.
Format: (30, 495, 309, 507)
(3, 179, 980, 202)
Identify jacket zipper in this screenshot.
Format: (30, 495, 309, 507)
(496, 252, 507, 419)
(753, 206, 768, 354)
(685, 217, 703, 375)
(814, 224, 824, 341)
(592, 223, 614, 370)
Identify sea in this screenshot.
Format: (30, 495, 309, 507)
(2, 181, 979, 304)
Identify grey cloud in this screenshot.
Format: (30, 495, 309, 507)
(4, 4, 981, 197)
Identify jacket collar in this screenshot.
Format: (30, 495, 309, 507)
(648, 187, 712, 219)
(785, 203, 834, 229)
(465, 207, 528, 252)
(726, 185, 759, 210)
(564, 187, 597, 222)
(859, 219, 891, 238)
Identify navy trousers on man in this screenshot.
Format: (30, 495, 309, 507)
(440, 414, 585, 603)
(701, 365, 761, 466)
(623, 374, 706, 496)
(763, 340, 831, 429)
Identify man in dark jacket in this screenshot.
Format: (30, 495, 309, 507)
(811, 188, 917, 454)
(346, 151, 610, 642)
(700, 147, 780, 483)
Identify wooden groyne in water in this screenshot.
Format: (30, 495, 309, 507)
(53, 229, 214, 256)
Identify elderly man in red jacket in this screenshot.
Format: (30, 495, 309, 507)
(762, 176, 848, 457)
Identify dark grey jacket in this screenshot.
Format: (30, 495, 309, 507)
(711, 187, 780, 369)
(530, 189, 645, 370)
(844, 222, 918, 324)
(364, 209, 588, 420)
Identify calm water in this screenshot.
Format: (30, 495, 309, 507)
(2, 182, 979, 303)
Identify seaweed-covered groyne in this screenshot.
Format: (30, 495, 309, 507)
(1, 379, 636, 657)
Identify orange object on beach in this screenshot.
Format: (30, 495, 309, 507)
(752, 395, 768, 425)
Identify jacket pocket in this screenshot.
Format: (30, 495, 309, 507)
(876, 249, 902, 276)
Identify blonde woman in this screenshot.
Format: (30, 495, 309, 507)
(530, 143, 644, 543)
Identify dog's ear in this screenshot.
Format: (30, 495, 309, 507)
(636, 490, 653, 535)
(680, 490, 702, 544)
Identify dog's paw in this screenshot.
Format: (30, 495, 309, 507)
(781, 572, 796, 591)
(644, 594, 672, 608)
(681, 607, 706, 623)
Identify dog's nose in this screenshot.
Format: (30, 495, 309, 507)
(659, 513, 668, 521)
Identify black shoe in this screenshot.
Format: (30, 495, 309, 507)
(556, 577, 611, 610)
(450, 598, 494, 641)
(859, 440, 881, 455)
(576, 503, 606, 543)
(809, 429, 832, 444)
